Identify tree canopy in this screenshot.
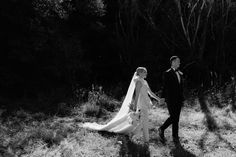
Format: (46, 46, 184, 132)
(1, 0, 236, 101)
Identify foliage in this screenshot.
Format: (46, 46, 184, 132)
(184, 76, 236, 113)
(33, 0, 75, 19)
(0, 111, 75, 156)
(0, 0, 236, 109)
(82, 102, 100, 117)
(75, 0, 106, 17)
(32, 0, 106, 19)
(82, 85, 121, 117)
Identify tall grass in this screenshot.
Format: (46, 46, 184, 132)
(0, 81, 235, 156)
(0, 84, 121, 156)
(81, 85, 120, 118)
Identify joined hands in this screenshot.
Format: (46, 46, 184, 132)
(152, 97, 166, 106)
(159, 98, 166, 105)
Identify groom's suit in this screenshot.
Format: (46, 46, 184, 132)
(160, 68, 184, 139)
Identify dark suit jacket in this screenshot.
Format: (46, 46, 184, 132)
(161, 68, 184, 106)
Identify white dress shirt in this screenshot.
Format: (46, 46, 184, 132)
(172, 68, 181, 83)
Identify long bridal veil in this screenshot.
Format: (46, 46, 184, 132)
(81, 72, 138, 133)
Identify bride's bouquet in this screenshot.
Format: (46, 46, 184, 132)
(129, 102, 136, 112)
(128, 102, 141, 125)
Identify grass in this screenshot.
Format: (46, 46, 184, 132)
(1, 85, 236, 157)
(1, 103, 236, 157)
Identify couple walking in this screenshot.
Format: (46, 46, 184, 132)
(81, 56, 184, 146)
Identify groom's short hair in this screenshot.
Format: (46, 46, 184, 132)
(170, 56, 179, 64)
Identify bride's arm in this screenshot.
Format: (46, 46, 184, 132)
(148, 90, 160, 101)
(147, 83, 160, 101)
(133, 80, 142, 111)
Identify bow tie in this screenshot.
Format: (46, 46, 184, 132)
(174, 69, 183, 75)
(173, 69, 179, 72)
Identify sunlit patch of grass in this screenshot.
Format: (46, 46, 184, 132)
(0, 95, 121, 157)
(76, 131, 119, 157)
(209, 106, 236, 131)
(82, 102, 100, 117)
(23, 128, 119, 157)
(1, 81, 236, 157)
(180, 110, 205, 130)
(0, 111, 82, 156)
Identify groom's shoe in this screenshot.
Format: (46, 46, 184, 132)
(173, 137, 181, 146)
(158, 128, 166, 143)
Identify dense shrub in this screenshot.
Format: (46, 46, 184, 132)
(82, 85, 121, 117)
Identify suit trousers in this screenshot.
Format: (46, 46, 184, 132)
(160, 102, 182, 138)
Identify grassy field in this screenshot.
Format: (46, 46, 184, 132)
(1, 93, 236, 156)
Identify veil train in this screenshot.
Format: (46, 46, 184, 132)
(81, 72, 139, 133)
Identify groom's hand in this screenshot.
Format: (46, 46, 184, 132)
(152, 100, 158, 107)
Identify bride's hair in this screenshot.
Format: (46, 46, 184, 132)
(136, 67, 147, 76)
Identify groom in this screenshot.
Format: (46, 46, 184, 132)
(159, 56, 184, 144)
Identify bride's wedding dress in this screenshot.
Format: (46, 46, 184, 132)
(81, 73, 153, 136)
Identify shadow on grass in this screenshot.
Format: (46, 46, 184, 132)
(150, 136, 197, 157)
(118, 135, 150, 157)
(198, 92, 236, 154)
(198, 93, 218, 130)
(199, 129, 236, 154)
(171, 145, 196, 157)
(99, 131, 150, 157)
(216, 132, 236, 152)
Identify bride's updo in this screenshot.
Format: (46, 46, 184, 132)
(135, 67, 147, 76)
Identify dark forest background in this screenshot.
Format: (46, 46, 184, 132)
(1, 0, 236, 112)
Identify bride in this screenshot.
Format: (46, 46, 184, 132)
(81, 67, 160, 144)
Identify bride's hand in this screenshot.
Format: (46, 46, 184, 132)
(129, 103, 136, 111)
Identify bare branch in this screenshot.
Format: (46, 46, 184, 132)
(175, 0, 192, 48)
(192, 0, 206, 47)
